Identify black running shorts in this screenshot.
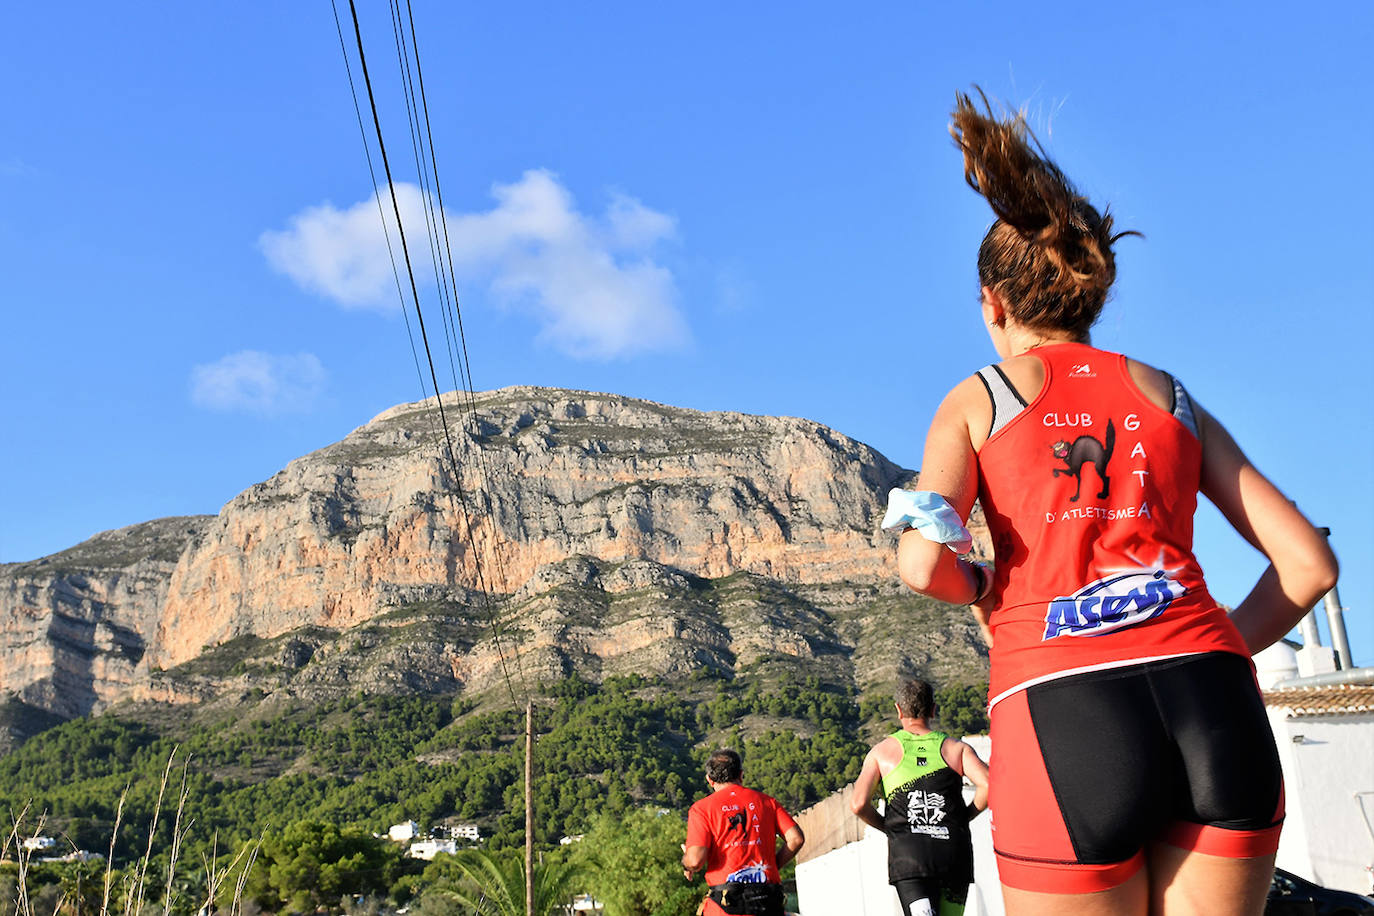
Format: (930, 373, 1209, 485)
(989, 652, 1284, 893)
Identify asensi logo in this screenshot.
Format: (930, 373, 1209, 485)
(1043, 569, 1185, 640)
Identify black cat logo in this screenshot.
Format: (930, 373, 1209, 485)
(1051, 419, 1115, 502)
(726, 811, 747, 836)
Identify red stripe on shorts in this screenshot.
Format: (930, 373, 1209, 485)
(989, 690, 1076, 862)
(1161, 821, 1282, 858)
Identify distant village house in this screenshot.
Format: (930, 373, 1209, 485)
(390, 820, 481, 858)
(409, 839, 459, 860)
(388, 821, 420, 842)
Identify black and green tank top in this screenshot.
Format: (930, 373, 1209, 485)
(880, 730, 973, 884)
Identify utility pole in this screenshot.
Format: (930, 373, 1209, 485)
(526, 698, 535, 916)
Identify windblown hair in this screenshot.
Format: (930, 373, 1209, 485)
(705, 748, 743, 784)
(895, 679, 935, 721)
(950, 88, 1139, 337)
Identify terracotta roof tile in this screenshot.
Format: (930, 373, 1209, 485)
(1263, 684, 1374, 716)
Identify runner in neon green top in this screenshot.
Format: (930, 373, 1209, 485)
(851, 679, 989, 916)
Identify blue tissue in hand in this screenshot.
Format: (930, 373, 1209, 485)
(881, 488, 973, 555)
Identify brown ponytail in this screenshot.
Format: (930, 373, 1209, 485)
(950, 88, 1138, 337)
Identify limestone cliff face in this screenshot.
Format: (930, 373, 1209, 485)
(2, 386, 990, 725)
(131, 556, 987, 712)
(0, 517, 212, 718)
(152, 387, 917, 670)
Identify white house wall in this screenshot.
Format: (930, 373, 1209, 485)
(795, 834, 900, 916)
(1271, 709, 1374, 894)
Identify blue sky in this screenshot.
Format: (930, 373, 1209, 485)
(3, 2, 1371, 665)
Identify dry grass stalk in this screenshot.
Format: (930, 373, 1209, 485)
(160, 756, 194, 916)
(9, 747, 264, 916)
(227, 834, 263, 916)
(6, 803, 42, 916)
(126, 746, 179, 916)
(101, 790, 128, 916)
(199, 829, 261, 916)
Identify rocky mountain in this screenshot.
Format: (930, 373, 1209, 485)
(1, 516, 213, 720)
(0, 387, 989, 739)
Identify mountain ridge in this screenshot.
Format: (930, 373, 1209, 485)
(0, 385, 989, 743)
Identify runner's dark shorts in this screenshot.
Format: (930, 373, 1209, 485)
(893, 876, 968, 914)
(989, 652, 1284, 893)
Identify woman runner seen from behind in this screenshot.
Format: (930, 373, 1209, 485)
(889, 90, 1339, 916)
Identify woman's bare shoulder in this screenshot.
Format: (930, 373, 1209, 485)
(1123, 356, 1174, 412)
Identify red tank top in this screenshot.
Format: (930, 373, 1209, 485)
(977, 343, 1248, 705)
(686, 784, 796, 887)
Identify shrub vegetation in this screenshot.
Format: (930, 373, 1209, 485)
(0, 674, 987, 913)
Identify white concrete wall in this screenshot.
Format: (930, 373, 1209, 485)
(795, 830, 900, 916)
(1271, 709, 1374, 895)
(794, 824, 1001, 916)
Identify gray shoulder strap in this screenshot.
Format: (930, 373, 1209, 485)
(976, 365, 1028, 439)
(1164, 372, 1200, 439)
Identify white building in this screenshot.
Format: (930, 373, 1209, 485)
(388, 821, 421, 842)
(451, 823, 481, 841)
(40, 849, 103, 864)
(1255, 641, 1374, 895)
(22, 836, 57, 852)
(409, 839, 459, 860)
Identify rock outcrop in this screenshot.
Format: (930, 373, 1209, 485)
(128, 555, 988, 714)
(1, 387, 989, 725)
(0, 517, 213, 718)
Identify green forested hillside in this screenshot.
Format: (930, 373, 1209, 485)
(0, 673, 986, 912)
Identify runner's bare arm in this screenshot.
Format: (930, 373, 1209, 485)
(960, 741, 990, 818)
(970, 603, 993, 647)
(775, 825, 805, 869)
(897, 378, 988, 605)
(681, 843, 707, 880)
(940, 736, 989, 819)
(1196, 403, 1338, 653)
(849, 746, 887, 831)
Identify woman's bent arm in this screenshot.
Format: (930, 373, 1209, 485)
(1197, 404, 1338, 654)
(896, 378, 986, 604)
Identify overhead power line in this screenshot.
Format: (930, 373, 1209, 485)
(331, 0, 528, 710)
(391, 0, 533, 695)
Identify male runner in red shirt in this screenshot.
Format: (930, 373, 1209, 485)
(682, 749, 805, 916)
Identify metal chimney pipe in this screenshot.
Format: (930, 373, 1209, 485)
(1324, 584, 1354, 670)
(1298, 610, 1323, 652)
(1315, 527, 1354, 671)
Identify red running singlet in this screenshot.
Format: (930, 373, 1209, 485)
(977, 343, 1249, 707)
(686, 784, 797, 888)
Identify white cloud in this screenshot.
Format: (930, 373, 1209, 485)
(606, 191, 677, 250)
(259, 170, 688, 359)
(259, 184, 430, 309)
(0, 157, 36, 177)
(190, 351, 326, 414)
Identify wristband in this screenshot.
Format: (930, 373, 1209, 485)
(965, 560, 993, 604)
